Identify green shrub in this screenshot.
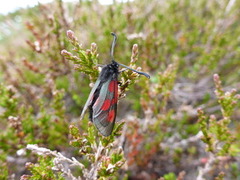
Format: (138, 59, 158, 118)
(0, 0, 240, 179)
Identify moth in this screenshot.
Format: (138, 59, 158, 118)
(80, 33, 150, 136)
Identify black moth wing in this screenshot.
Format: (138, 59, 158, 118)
(80, 79, 101, 121)
(92, 75, 118, 136)
(81, 61, 119, 136)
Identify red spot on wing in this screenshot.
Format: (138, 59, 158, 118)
(108, 80, 116, 92)
(101, 99, 111, 110)
(107, 109, 115, 122)
(112, 84, 118, 104)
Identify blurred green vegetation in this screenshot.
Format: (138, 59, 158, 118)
(0, 0, 240, 179)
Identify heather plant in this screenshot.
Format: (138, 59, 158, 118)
(0, 0, 240, 179)
(197, 74, 240, 179)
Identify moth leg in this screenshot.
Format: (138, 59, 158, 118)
(117, 81, 122, 86)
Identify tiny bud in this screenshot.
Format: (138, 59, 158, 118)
(52, 90, 57, 96)
(72, 55, 80, 60)
(106, 164, 115, 173)
(8, 116, 21, 129)
(225, 92, 231, 97)
(17, 148, 26, 156)
(82, 139, 88, 143)
(132, 44, 138, 52)
(47, 15, 54, 22)
(230, 89, 237, 94)
(66, 30, 75, 40)
(89, 82, 95, 88)
(61, 49, 72, 56)
(115, 161, 125, 167)
(34, 41, 41, 52)
(197, 108, 203, 113)
(97, 66, 102, 72)
(91, 42, 97, 52)
(200, 157, 208, 164)
(231, 101, 237, 105)
(214, 90, 220, 96)
(86, 49, 91, 55)
(25, 162, 34, 169)
(219, 96, 225, 100)
(210, 114, 216, 120)
(20, 175, 31, 180)
(69, 125, 80, 137)
(74, 64, 81, 70)
(213, 74, 219, 81)
(136, 67, 142, 71)
(235, 94, 240, 99)
(8, 116, 18, 121)
(117, 146, 123, 154)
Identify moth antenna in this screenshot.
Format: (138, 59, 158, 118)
(110, 32, 117, 61)
(118, 63, 150, 79)
(110, 32, 150, 78)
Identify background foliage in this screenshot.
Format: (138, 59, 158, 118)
(0, 0, 240, 179)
